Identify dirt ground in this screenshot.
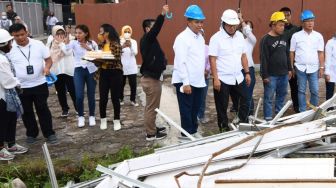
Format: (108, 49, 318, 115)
(8, 75, 327, 163)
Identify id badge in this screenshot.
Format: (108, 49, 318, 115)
(26, 65, 34, 75)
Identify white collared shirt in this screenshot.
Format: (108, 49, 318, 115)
(121, 38, 138, 75)
(0, 53, 20, 101)
(242, 25, 256, 67)
(325, 37, 336, 83)
(7, 38, 50, 88)
(209, 29, 246, 85)
(66, 40, 98, 73)
(172, 27, 206, 88)
(290, 30, 324, 73)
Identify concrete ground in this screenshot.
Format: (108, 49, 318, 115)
(9, 74, 327, 162)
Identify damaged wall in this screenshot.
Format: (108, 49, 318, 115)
(75, 0, 336, 64)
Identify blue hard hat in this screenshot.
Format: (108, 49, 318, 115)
(46, 73, 57, 87)
(184, 5, 205, 20)
(301, 10, 315, 21)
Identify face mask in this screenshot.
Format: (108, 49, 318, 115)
(97, 34, 104, 43)
(2, 16, 7, 20)
(124, 33, 131, 39)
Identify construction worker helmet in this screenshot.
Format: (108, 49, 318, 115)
(221, 9, 240, 25)
(301, 10, 315, 21)
(270, 11, 287, 22)
(0, 29, 13, 47)
(184, 5, 205, 20)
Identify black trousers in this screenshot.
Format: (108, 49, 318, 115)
(214, 81, 248, 131)
(289, 76, 299, 112)
(120, 74, 137, 102)
(19, 83, 55, 138)
(54, 74, 77, 112)
(0, 99, 17, 148)
(99, 69, 123, 119)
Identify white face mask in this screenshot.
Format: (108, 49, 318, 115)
(2, 16, 7, 20)
(124, 33, 131, 39)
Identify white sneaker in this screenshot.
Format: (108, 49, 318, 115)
(89, 116, 96, 126)
(0, 148, 15, 161)
(120, 100, 124, 105)
(100, 118, 107, 130)
(78, 116, 85, 128)
(131, 101, 139, 107)
(192, 132, 203, 139)
(7, 144, 28, 154)
(113, 120, 121, 131)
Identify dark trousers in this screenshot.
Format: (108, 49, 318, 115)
(54, 74, 77, 112)
(214, 81, 248, 131)
(0, 99, 17, 148)
(230, 67, 256, 115)
(120, 74, 137, 102)
(19, 83, 54, 138)
(326, 81, 335, 100)
(99, 69, 123, 119)
(289, 75, 299, 112)
(174, 83, 203, 135)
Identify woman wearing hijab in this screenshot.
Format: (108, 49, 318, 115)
(119, 25, 139, 106)
(0, 29, 27, 160)
(48, 25, 77, 117)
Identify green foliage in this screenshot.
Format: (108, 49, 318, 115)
(0, 145, 154, 186)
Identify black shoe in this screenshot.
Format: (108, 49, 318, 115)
(156, 127, 166, 133)
(47, 135, 58, 144)
(61, 110, 69, 117)
(146, 132, 167, 141)
(26, 137, 41, 144)
(230, 107, 238, 112)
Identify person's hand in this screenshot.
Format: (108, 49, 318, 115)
(183, 85, 192, 94)
(80, 43, 92, 51)
(162, 5, 169, 15)
(44, 67, 50, 75)
(325, 75, 330, 82)
(288, 71, 293, 80)
(213, 78, 221, 91)
(125, 40, 131, 47)
(245, 74, 251, 86)
(263, 78, 270, 84)
(319, 68, 324, 78)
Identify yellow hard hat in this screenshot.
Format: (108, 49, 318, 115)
(270, 11, 287, 22)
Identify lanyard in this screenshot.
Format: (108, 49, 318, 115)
(17, 45, 31, 65)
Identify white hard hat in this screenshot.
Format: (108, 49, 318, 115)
(221, 9, 240, 25)
(0, 29, 13, 47)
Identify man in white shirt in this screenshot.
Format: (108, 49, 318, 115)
(46, 11, 59, 35)
(325, 34, 336, 101)
(8, 23, 57, 144)
(290, 10, 325, 112)
(209, 9, 251, 132)
(172, 5, 206, 138)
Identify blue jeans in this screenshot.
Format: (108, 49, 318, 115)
(174, 83, 203, 135)
(197, 78, 209, 119)
(263, 75, 288, 121)
(296, 68, 319, 112)
(74, 67, 96, 116)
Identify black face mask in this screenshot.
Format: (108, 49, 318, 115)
(222, 22, 236, 37)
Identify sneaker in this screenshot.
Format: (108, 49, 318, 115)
(156, 127, 166, 133)
(120, 100, 124, 105)
(89, 116, 96, 126)
(131, 101, 139, 107)
(47, 135, 58, 144)
(198, 117, 210, 124)
(100, 118, 107, 130)
(78, 116, 85, 128)
(61, 110, 69, 117)
(7, 144, 28, 154)
(192, 132, 203, 139)
(113, 120, 121, 131)
(26, 137, 40, 144)
(146, 132, 167, 141)
(0, 148, 15, 161)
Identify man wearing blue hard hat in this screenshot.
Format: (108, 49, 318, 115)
(290, 10, 325, 112)
(172, 5, 206, 139)
(209, 9, 251, 132)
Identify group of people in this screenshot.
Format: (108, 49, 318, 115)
(1, 3, 336, 160)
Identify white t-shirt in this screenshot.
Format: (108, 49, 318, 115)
(8, 38, 50, 88)
(209, 29, 246, 85)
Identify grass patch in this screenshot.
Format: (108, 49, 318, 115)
(0, 145, 157, 187)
